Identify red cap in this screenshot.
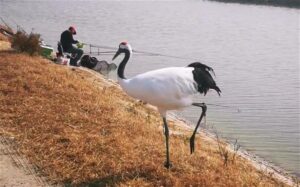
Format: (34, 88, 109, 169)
(69, 26, 76, 35)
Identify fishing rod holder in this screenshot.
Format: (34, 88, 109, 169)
(89, 44, 101, 56)
(82, 43, 116, 56)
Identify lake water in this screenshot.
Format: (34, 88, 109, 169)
(1, 0, 299, 177)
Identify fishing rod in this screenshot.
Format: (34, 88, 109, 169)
(87, 50, 196, 57)
(86, 51, 115, 56)
(82, 43, 117, 50)
(0, 17, 11, 29)
(132, 49, 199, 61)
(0, 17, 15, 36)
(82, 42, 200, 61)
(8, 17, 26, 33)
(0, 16, 25, 34)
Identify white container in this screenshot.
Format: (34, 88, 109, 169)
(57, 56, 70, 66)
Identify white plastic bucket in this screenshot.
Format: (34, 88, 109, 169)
(57, 56, 70, 66)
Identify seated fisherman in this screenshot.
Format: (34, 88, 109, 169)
(60, 26, 83, 66)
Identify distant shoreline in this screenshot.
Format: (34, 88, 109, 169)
(208, 0, 300, 8)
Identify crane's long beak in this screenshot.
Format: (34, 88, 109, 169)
(112, 49, 121, 60)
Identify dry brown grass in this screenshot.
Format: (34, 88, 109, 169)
(0, 34, 11, 51)
(0, 41, 10, 51)
(0, 51, 289, 186)
(0, 32, 9, 41)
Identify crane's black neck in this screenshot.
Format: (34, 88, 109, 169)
(117, 50, 130, 79)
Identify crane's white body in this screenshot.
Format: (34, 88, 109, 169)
(118, 67, 198, 117)
(112, 42, 220, 167)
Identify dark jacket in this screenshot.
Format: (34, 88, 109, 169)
(60, 30, 78, 51)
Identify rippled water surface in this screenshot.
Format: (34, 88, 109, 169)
(1, 0, 299, 176)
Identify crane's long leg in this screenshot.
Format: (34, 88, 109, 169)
(190, 103, 207, 154)
(163, 117, 171, 168)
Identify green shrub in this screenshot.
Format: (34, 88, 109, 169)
(11, 30, 41, 56)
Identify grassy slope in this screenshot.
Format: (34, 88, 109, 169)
(0, 49, 288, 186)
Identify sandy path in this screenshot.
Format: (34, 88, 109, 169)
(0, 136, 54, 187)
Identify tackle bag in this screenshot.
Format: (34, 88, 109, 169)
(80, 55, 98, 69)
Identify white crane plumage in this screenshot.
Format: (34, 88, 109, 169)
(112, 41, 221, 168)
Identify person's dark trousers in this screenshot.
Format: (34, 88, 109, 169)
(65, 47, 83, 66)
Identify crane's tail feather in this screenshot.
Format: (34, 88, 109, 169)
(213, 85, 222, 96)
(188, 62, 221, 96)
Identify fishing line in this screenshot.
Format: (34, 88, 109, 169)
(206, 103, 241, 113)
(132, 49, 199, 61)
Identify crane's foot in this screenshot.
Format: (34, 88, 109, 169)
(190, 135, 195, 154)
(164, 161, 172, 169)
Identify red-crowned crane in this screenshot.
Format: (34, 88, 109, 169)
(112, 41, 221, 168)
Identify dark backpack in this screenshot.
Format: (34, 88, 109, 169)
(80, 55, 98, 69)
